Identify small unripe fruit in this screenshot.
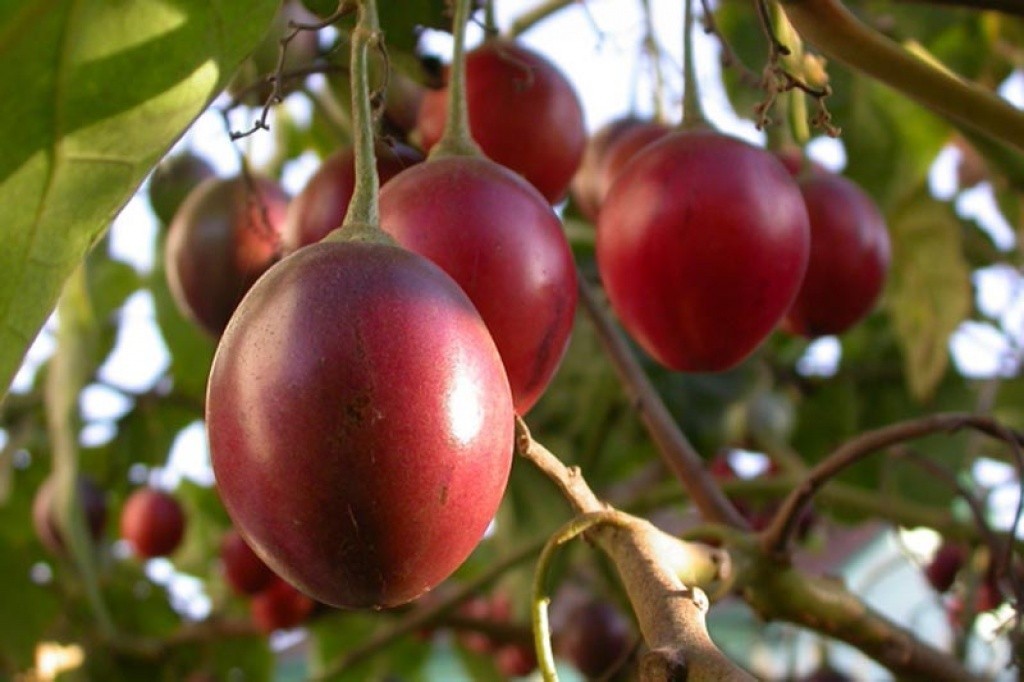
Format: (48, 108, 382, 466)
(120, 488, 186, 558)
(32, 475, 107, 556)
(148, 153, 216, 225)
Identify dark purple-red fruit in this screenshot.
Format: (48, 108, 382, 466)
(148, 153, 216, 225)
(380, 156, 576, 414)
(416, 40, 586, 203)
(32, 475, 107, 556)
(282, 142, 422, 252)
(556, 600, 632, 678)
(597, 131, 810, 372)
(592, 121, 671, 217)
(120, 488, 186, 558)
(571, 117, 649, 221)
(206, 239, 514, 609)
(221, 528, 277, 596)
(250, 577, 315, 633)
(925, 542, 967, 593)
(165, 175, 288, 337)
(783, 173, 890, 338)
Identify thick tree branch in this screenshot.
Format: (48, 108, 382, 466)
(779, 0, 1024, 153)
(577, 274, 750, 529)
(516, 419, 748, 680)
(894, 0, 1024, 16)
(741, 560, 986, 682)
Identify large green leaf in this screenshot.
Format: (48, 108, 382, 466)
(0, 0, 279, 400)
(886, 189, 973, 401)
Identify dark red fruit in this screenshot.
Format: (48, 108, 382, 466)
(221, 528, 277, 596)
(228, 1, 320, 104)
(380, 156, 577, 414)
(416, 40, 586, 203)
(572, 117, 649, 221)
(496, 642, 538, 678)
(32, 475, 107, 555)
(206, 239, 514, 609)
(597, 131, 810, 372)
(148, 153, 216, 225)
(592, 121, 671, 216)
(556, 601, 632, 679)
(120, 488, 186, 558)
(282, 142, 422, 252)
(925, 542, 967, 593)
(165, 175, 288, 337)
(571, 118, 671, 222)
(783, 173, 890, 338)
(250, 577, 315, 633)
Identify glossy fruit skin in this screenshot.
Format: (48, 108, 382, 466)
(206, 239, 514, 609)
(380, 156, 577, 414)
(165, 176, 288, 337)
(597, 131, 810, 372)
(783, 173, 890, 338)
(282, 142, 423, 252)
(120, 488, 186, 558)
(221, 528, 277, 596)
(148, 153, 216, 225)
(416, 40, 586, 203)
(592, 121, 671, 218)
(556, 600, 632, 678)
(32, 475, 107, 555)
(250, 577, 315, 633)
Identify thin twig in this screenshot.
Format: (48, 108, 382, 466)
(310, 538, 545, 679)
(577, 274, 749, 528)
(761, 413, 1024, 555)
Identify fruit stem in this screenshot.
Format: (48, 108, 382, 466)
(639, 0, 667, 124)
(45, 265, 115, 637)
(680, 0, 710, 130)
(338, 0, 384, 236)
(531, 511, 630, 682)
(430, 0, 485, 159)
(779, 0, 1024, 154)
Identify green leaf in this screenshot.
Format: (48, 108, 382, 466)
(0, 0, 280, 399)
(886, 189, 973, 401)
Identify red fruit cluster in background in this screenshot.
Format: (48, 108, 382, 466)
(249, 577, 316, 634)
(120, 487, 186, 559)
(452, 592, 538, 678)
(221, 528, 277, 596)
(571, 116, 670, 222)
